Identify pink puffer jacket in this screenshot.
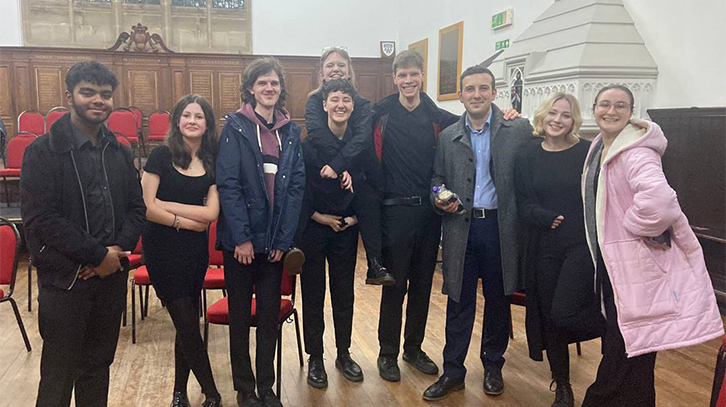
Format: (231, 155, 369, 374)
(582, 119, 724, 357)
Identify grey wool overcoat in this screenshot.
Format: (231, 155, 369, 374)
(430, 105, 534, 302)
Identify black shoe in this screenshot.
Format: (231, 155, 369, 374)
(365, 258, 396, 286)
(483, 368, 504, 396)
(259, 389, 283, 407)
(307, 356, 328, 388)
(202, 394, 223, 407)
(377, 356, 400, 382)
(335, 352, 363, 382)
(283, 247, 305, 275)
(403, 351, 439, 375)
(551, 379, 574, 407)
(170, 391, 191, 407)
(422, 375, 465, 401)
(236, 391, 261, 407)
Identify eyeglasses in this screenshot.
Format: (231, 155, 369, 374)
(594, 101, 631, 112)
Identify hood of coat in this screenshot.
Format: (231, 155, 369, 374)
(598, 119, 668, 165)
(238, 102, 291, 132)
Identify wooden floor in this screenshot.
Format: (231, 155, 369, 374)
(0, 247, 722, 407)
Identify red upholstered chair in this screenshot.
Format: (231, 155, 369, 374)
(45, 107, 69, 131)
(204, 269, 304, 396)
(0, 132, 37, 207)
(712, 336, 726, 407)
(147, 110, 171, 143)
(127, 107, 146, 155)
(122, 237, 144, 328)
(509, 290, 581, 356)
(202, 221, 226, 321)
(17, 110, 45, 136)
(130, 264, 153, 344)
(0, 217, 31, 351)
(108, 108, 141, 167)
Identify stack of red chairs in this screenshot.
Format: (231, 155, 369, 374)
(17, 110, 45, 135)
(0, 217, 31, 351)
(108, 108, 141, 167)
(128, 107, 145, 155)
(0, 132, 38, 206)
(203, 221, 226, 321)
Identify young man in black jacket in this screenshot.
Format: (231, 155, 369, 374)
(21, 61, 145, 407)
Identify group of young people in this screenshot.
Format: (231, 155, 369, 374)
(19, 45, 722, 407)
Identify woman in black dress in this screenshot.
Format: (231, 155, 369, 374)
(141, 94, 221, 407)
(514, 93, 605, 407)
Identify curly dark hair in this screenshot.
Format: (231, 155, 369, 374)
(165, 94, 218, 177)
(240, 57, 287, 110)
(65, 61, 118, 92)
(321, 78, 357, 101)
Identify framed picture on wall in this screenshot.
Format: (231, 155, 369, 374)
(408, 38, 428, 93)
(437, 21, 463, 101)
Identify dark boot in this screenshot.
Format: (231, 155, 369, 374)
(365, 258, 395, 286)
(283, 247, 305, 275)
(551, 378, 574, 407)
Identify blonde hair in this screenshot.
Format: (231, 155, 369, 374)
(532, 92, 582, 142)
(310, 47, 356, 96)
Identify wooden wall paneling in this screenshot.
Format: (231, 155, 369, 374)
(14, 64, 31, 121)
(286, 71, 315, 125)
(355, 73, 380, 105)
(219, 72, 242, 117)
(34, 66, 64, 113)
(0, 65, 13, 134)
(127, 69, 160, 115)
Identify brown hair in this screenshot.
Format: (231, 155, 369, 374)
(240, 57, 287, 110)
(392, 50, 424, 74)
(165, 94, 218, 177)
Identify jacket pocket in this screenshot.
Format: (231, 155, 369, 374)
(602, 238, 680, 325)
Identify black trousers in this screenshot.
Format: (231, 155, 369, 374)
(536, 240, 603, 379)
(299, 221, 359, 357)
(223, 251, 282, 394)
(378, 202, 440, 358)
(443, 216, 510, 380)
(36, 270, 127, 407)
(351, 180, 382, 262)
(582, 255, 657, 406)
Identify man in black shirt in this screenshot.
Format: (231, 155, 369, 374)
(21, 61, 145, 407)
(372, 50, 459, 382)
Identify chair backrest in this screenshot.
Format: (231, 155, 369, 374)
(128, 107, 143, 130)
(133, 236, 143, 254)
(208, 220, 223, 266)
(113, 132, 132, 149)
(0, 218, 20, 291)
(17, 110, 45, 136)
(148, 110, 171, 140)
(108, 109, 139, 142)
(281, 271, 294, 297)
(46, 107, 69, 131)
(6, 132, 38, 169)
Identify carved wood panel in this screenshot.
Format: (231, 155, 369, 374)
(127, 70, 159, 113)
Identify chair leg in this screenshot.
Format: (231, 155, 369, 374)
(139, 285, 145, 321)
(293, 309, 303, 366)
(203, 321, 209, 349)
(202, 289, 207, 322)
(509, 311, 514, 339)
(222, 289, 227, 297)
(131, 280, 137, 344)
(576, 341, 582, 356)
(27, 260, 32, 312)
(9, 298, 31, 351)
(3, 177, 10, 207)
(122, 294, 127, 327)
(277, 324, 283, 397)
(143, 285, 150, 317)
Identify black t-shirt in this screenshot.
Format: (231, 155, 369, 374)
(382, 101, 437, 198)
(143, 145, 214, 207)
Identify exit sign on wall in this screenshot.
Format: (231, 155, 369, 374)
(492, 9, 514, 30)
(495, 39, 510, 50)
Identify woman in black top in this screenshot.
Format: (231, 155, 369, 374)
(514, 93, 604, 407)
(141, 95, 221, 407)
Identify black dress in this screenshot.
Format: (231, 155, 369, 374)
(143, 146, 213, 301)
(515, 138, 604, 362)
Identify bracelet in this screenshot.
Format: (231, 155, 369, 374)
(172, 214, 180, 231)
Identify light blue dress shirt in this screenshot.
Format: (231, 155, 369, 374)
(466, 112, 497, 209)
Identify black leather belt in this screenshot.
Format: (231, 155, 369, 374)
(382, 196, 423, 206)
(472, 208, 497, 219)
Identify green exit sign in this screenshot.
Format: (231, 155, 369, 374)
(495, 39, 510, 50)
(492, 9, 514, 30)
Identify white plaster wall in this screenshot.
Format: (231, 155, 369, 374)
(251, 0, 399, 58)
(0, 0, 23, 46)
(398, 0, 726, 111)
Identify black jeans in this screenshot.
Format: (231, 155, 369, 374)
(443, 216, 510, 380)
(299, 221, 359, 357)
(378, 202, 440, 358)
(223, 251, 282, 395)
(351, 179, 383, 262)
(582, 255, 657, 406)
(36, 270, 127, 407)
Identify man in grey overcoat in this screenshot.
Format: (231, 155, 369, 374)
(423, 65, 533, 401)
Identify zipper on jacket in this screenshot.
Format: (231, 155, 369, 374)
(69, 150, 90, 290)
(100, 141, 117, 242)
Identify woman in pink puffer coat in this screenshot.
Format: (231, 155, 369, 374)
(581, 85, 724, 407)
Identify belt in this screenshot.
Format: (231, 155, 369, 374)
(382, 196, 423, 206)
(472, 208, 497, 219)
